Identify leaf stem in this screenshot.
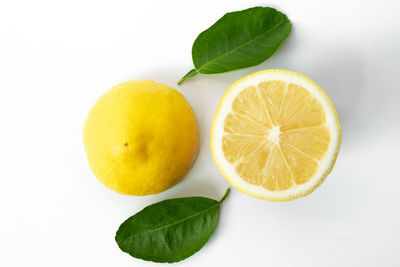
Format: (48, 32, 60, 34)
(219, 188, 230, 204)
(177, 68, 198, 85)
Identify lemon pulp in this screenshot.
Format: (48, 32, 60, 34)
(211, 70, 341, 201)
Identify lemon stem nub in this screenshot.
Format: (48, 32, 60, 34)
(219, 188, 230, 204)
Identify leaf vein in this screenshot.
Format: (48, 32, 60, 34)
(197, 19, 289, 72)
(121, 203, 220, 243)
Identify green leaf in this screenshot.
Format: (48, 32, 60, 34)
(115, 188, 230, 263)
(178, 6, 292, 84)
(178, 69, 198, 85)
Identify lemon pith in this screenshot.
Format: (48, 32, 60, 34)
(83, 80, 199, 196)
(211, 70, 341, 201)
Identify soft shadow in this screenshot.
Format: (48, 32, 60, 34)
(166, 179, 220, 200)
(302, 48, 363, 139)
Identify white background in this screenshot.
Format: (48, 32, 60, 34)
(1, 0, 399, 266)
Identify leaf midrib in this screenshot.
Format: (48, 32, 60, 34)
(196, 19, 289, 72)
(121, 203, 220, 243)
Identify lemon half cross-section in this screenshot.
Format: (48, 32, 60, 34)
(211, 70, 341, 201)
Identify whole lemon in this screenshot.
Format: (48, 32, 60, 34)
(83, 80, 199, 195)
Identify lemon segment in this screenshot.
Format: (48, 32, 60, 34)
(83, 80, 199, 196)
(211, 70, 341, 201)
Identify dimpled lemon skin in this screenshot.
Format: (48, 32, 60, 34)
(83, 80, 199, 196)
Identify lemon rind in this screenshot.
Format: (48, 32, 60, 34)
(210, 69, 341, 201)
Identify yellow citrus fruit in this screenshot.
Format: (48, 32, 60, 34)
(83, 80, 199, 195)
(211, 70, 341, 201)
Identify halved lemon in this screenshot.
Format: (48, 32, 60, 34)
(211, 70, 341, 201)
